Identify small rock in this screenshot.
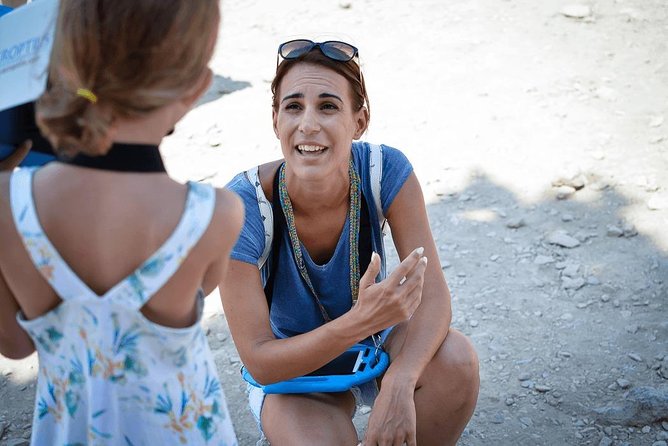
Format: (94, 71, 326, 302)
(662, 420, 668, 430)
(607, 225, 624, 237)
(622, 223, 638, 238)
(518, 373, 531, 381)
(469, 319, 479, 328)
(643, 426, 652, 434)
(653, 441, 667, 446)
(558, 351, 572, 358)
(555, 185, 576, 200)
(600, 294, 610, 302)
(489, 254, 500, 261)
(506, 218, 526, 229)
(562, 264, 581, 278)
(561, 213, 575, 222)
(628, 353, 643, 362)
(534, 255, 555, 265)
(648, 197, 668, 211)
(593, 386, 668, 426)
(519, 416, 534, 427)
(560, 312, 574, 321)
(491, 412, 504, 424)
(587, 276, 601, 286)
(617, 378, 631, 389)
(548, 231, 581, 248)
(649, 115, 665, 128)
(657, 431, 668, 440)
(562, 277, 586, 290)
(535, 384, 552, 392)
(599, 436, 613, 446)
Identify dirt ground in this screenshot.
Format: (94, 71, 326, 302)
(1, 0, 667, 445)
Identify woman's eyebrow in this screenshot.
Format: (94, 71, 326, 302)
(281, 93, 304, 103)
(319, 93, 343, 102)
(281, 92, 343, 103)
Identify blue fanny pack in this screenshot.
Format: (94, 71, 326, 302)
(241, 343, 389, 394)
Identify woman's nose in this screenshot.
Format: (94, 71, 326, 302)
(298, 108, 320, 134)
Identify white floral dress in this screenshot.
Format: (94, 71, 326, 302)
(10, 167, 238, 446)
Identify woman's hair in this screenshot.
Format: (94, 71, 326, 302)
(271, 47, 371, 127)
(37, 0, 219, 156)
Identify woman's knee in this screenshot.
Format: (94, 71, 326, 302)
(424, 329, 480, 388)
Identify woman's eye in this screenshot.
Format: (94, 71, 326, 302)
(285, 102, 301, 110)
(321, 103, 339, 110)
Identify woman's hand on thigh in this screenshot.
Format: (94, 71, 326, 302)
(361, 384, 416, 446)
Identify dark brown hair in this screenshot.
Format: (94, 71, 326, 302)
(271, 47, 371, 127)
(36, 0, 219, 156)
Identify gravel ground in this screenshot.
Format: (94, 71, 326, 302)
(2, 0, 667, 445)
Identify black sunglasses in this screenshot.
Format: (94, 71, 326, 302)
(277, 39, 359, 67)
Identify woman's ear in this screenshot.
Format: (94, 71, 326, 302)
(272, 108, 280, 139)
(353, 106, 369, 140)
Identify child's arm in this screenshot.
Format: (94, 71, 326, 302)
(0, 266, 35, 359)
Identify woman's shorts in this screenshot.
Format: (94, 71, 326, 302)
(247, 379, 380, 443)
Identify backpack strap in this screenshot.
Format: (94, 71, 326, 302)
(368, 143, 386, 232)
(245, 166, 273, 270)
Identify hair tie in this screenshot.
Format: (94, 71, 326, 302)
(76, 88, 98, 104)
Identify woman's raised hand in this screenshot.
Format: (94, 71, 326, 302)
(354, 247, 428, 336)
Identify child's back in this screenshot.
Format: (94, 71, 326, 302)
(0, 1, 242, 444)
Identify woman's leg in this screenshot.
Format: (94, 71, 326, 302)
(261, 391, 359, 446)
(384, 326, 480, 446)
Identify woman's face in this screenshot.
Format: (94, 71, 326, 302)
(273, 63, 367, 181)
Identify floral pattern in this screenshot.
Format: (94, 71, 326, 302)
(10, 169, 237, 446)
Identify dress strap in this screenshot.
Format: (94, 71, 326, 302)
(10, 168, 97, 301)
(106, 181, 216, 308)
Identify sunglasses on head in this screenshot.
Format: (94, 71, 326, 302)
(277, 39, 359, 68)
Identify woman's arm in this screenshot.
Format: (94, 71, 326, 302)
(0, 266, 35, 359)
(219, 248, 426, 385)
(381, 171, 451, 388)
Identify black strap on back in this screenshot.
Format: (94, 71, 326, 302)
(263, 166, 373, 310)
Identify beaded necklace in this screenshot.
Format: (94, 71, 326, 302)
(278, 159, 361, 322)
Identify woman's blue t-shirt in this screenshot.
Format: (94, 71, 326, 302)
(226, 141, 413, 339)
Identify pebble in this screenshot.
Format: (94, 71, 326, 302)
(555, 185, 576, 200)
(649, 115, 665, 127)
(648, 196, 668, 210)
(607, 225, 624, 237)
(628, 353, 643, 362)
(657, 431, 668, 440)
(469, 319, 479, 328)
(491, 412, 504, 424)
(562, 277, 586, 290)
(643, 426, 652, 434)
(561, 213, 574, 222)
(562, 264, 580, 277)
(534, 255, 555, 265)
(506, 218, 526, 229)
(599, 436, 613, 446)
(653, 442, 667, 446)
(616, 378, 631, 389)
(662, 421, 668, 430)
(548, 231, 581, 248)
(519, 416, 533, 427)
(535, 384, 552, 392)
(594, 386, 668, 426)
(518, 372, 531, 381)
(489, 254, 500, 261)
